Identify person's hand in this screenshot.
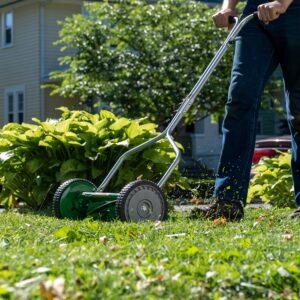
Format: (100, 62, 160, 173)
(258, 0, 290, 24)
(212, 8, 236, 30)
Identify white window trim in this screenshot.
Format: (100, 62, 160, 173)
(1, 10, 14, 48)
(4, 85, 25, 124)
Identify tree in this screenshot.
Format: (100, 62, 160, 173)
(48, 0, 282, 125)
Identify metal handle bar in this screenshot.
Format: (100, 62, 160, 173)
(97, 12, 258, 192)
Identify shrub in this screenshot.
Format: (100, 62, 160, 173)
(48, 0, 233, 124)
(48, 0, 282, 125)
(0, 108, 187, 209)
(247, 151, 295, 208)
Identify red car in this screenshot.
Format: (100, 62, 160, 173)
(252, 135, 291, 164)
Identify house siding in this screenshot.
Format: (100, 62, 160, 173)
(44, 88, 80, 119)
(43, 2, 82, 119)
(44, 2, 81, 77)
(0, 2, 40, 126)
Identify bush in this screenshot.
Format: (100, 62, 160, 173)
(248, 151, 295, 208)
(0, 108, 187, 209)
(48, 0, 235, 124)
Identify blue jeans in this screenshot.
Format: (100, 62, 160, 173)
(214, 0, 300, 206)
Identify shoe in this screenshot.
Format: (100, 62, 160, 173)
(190, 198, 244, 221)
(288, 208, 300, 219)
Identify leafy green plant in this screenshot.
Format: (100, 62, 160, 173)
(248, 151, 295, 208)
(48, 0, 228, 124)
(46, 0, 283, 125)
(0, 108, 187, 209)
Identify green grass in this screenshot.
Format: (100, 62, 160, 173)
(0, 208, 300, 299)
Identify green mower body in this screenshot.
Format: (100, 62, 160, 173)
(53, 179, 119, 221)
(53, 178, 167, 222)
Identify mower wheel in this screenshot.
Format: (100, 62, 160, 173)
(116, 180, 167, 222)
(53, 178, 96, 219)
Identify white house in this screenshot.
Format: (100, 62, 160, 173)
(0, 0, 89, 127)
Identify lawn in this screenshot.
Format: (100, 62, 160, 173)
(0, 207, 299, 299)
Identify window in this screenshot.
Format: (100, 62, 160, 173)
(2, 11, 13, 47)
(4, 86, 24, 124)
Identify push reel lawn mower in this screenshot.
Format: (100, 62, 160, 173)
(52, 13, 258, 222)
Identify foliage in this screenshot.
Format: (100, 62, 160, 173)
(47, 0, 282, 125)
(49, 0, 231, 124)
(0, 108, 187, 209)
(248, 151, 295, 208)
(0, 208, 300, 299)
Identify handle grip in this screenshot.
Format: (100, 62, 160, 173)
(228, 16, 236, 24)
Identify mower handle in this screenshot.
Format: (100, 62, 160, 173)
(229, 12, 258, 24)
(228, 16, 236, 24)
(97, 12, 258, 192)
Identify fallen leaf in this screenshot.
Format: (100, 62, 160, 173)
(255, 216, 265, 222)
(282, 288, 291, 298)
(136, 280, 149, 290)
(99, 236, 108, 244)
(153, 221, 163, 230)
(172, 273, 181, 281)
(40, 277, 65, 300)
(190, 196, 201, 205)
(206, 271, 217, 279)
(40, 284, 53, 300)
(127, 230, 137, 238)
(277, 266, 290, 277)
(220, 218, 228, 224)
(32, 267, 51, 274)
(15, 276, 43, 288)
(213, 218, 221, 225)
(166, 233, 187, 238)
(282, 233, 293, 241)
(233, 235, 243, 240)
(0, 239, 9, 248)
(155, 274, 164, 282)
(11, 198, 20, 208)
(268, 289, 275, 299)
(213, 218, 227, 225)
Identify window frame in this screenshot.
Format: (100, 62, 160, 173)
(1, 10, 14, 48)
(4, 85, 25, 124)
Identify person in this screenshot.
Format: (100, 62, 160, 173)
(191, 0, 300, 221)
